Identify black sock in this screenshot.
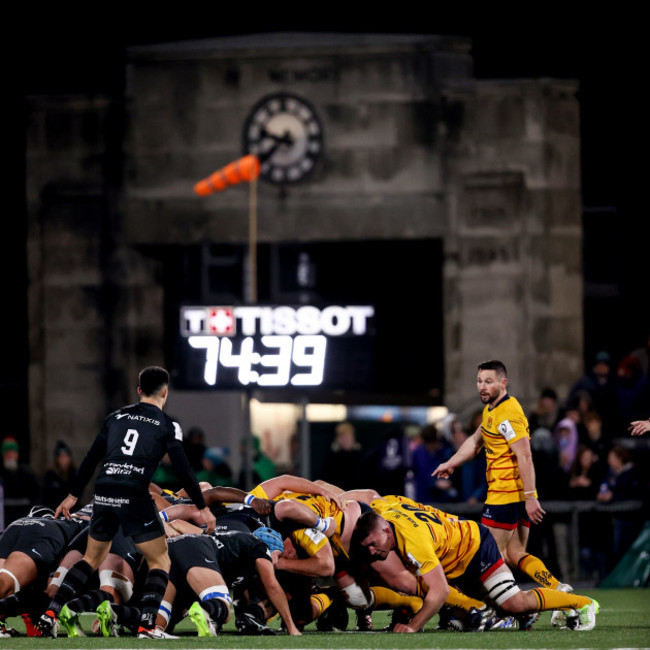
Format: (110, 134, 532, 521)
(48, 560, 95, 616)
(138, 569, 168, 630)
(202, 598, 230, 625)
(112, 603, 142, 633)
(67, 589, 114, 613)
(243, 602, 266, 622)
(0, 589, 50, 617)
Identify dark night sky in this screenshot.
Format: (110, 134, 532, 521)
(13, 11, 643, 359)
(17, 12, 633, 210)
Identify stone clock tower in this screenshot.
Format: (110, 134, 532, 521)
(26, 33, 582, 472)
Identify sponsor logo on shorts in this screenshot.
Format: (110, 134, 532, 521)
(95, 495, 130, 507)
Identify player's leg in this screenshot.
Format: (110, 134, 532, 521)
(186, 566, 231, 636)
(508, 523, 563, 589)
(482, 566, 598, 630)
(134, 534, 171, 635)
(0, 552, 38, 599)
(62, 551, 137, 637)
(39, 533, 112, 637)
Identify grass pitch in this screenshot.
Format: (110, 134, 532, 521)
(1, 588, 648, 649)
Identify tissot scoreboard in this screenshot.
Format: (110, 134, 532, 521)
(174, 304, 376, 391)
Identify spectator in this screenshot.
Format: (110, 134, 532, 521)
(359, 425, 412, 497)
(583, 411, 609, 475)
(184, 426, 207, 473)
(567, 445, 608, 581)
(528, 387, 560, 432)
(196, 447, 235, 487)
(320, 422, 363, 491)
(411, 423, 455, 503)
(0, 436, 41, 526)
(597, 445, 642, 566)
(567, 351, 619, 434)
(238, 435, 276, 489)
(616, 355, 649, 427)
(553, 415, 579, 474)
(41, 440, 77, 510)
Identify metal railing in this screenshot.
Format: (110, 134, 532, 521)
(429, 499, 645, 583)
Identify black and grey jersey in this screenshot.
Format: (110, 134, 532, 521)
(211, 530, 271, 586)
(71, 402, 205, 508)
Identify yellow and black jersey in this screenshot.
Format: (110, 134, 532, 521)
(248, 486, 339, 558)
(481, 394, 534, 505)
(370, 496, 480, 580)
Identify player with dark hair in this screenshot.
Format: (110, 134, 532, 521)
(37, 366, 216, 639)
(351, 496, 599, 632)
(432, 360, 573, 626)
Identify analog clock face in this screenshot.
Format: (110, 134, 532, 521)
(243, 93, 323, 184)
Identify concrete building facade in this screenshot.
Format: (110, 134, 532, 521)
(25, 33, 582, 473)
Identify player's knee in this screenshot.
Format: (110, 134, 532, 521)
(482, 569, 521, 609)
(498, 592, 530, 614)
(340, 582, 372, 608)
(200, 586, 232, 624)
(0, 568, 20, 597)
(99, 569, 133, 603)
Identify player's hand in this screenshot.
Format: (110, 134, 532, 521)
(286, 624, 302, 636)
(431, 462, 454, 479)
(55, 494, 78, 520)
(251, 497, 273, 515)
(198, 506, 216, 534)
(393, 622, 417, 633)
(525, 497, 545, 525)
(629, 419, 650, 436)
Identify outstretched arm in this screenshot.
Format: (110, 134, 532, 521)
(256, 475, 347, 510)
(432, 426, 483, 479)
(256, 557, 301, 635)
(393, 564, 449, 633)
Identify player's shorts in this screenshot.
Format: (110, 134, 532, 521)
(167, 534, 223, 610)
(67, 527, 142, 573)
(449, 522, 505, 594)
(90, 489, 165, 544)
(0, 519, 69, 574)
(168, 534, 222, 579)
(481, 501, 530, 530)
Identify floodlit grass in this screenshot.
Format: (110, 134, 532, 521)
(1, 589, 649, 648)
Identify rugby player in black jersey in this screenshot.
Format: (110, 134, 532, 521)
(37, 366, 216, 639)
(0, 506, 91, 637)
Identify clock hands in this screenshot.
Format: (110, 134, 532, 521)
(256, 128, 294, 163)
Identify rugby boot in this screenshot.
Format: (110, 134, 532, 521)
(551, 582, 575, 627)
(188, 601, 219, 637)
(235, 611, 277, 635)
(137, 625, 179, 639)
(59, 604, 85, 637)
(36, 610, 59, 638)
(96, 600, 119, 637)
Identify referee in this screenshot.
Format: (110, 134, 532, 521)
(38, 366, 216, 639)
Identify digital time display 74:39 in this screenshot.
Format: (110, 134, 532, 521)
(174, 304, 375, 391)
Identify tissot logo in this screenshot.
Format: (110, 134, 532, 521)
(207, 307, 235, 336)
(180, 305, 374, 338)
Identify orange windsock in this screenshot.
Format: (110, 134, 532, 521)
(194, 154, 261, 196)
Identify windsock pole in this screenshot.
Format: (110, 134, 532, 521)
(248, 176, 258, 304)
